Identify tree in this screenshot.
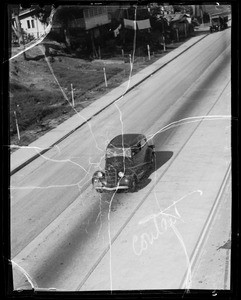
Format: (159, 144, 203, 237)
(173, 5, 193, 14)
(51, 6, 84, 49)
(11, 6, 22, 43)
(33, 5, 52, 25)
(11, 5, 27, 59)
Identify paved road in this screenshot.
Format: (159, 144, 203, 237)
(11, 28, 231, 291)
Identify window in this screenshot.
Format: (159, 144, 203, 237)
(93, 7, 98, 15)
(89, 8, 94, 17)
(27, 20, 30, 29)
(31, 19, 35, 28)
(132, 143, 141, 156)
(106, 147, 131, 158)
(84, 6, 106, 18)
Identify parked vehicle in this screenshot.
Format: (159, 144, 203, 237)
(210, 15, 228, 33)
(92, 134, 155, 193)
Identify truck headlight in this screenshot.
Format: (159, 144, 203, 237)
(118, 171, 124, 178)
(97, 171, 103, 178)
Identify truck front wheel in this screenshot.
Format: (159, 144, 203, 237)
(129, 176, 137, 192)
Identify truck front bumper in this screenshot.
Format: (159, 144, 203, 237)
(95, 185, 129, 191)
(93, 177, 130, 192)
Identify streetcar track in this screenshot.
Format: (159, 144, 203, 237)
(224, 232, 231, 289)
(76, 81, 231, 290)
(179, 163, 231, 290)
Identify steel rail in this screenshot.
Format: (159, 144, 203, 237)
(179, 162, 231, 290)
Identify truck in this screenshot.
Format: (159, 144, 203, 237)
(209, 15, 228, 33)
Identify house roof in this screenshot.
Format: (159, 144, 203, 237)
(19, 8, 35, 16)
(164, 13, 190, 23)
(108, 134, 145, 148)
(12, 7, 37, 20)
(202, 4, 230, 17)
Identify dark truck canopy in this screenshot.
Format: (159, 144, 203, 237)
(210, 14, 228, 19)
(107, 134, 146, 148)
(105, 134, 146, 168)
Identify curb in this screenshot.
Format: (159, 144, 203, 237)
(11, 33, 209, 176)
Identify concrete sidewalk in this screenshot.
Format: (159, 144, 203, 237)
(11, 31, 209, 175)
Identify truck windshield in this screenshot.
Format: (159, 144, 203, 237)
(106, 147, 132, 158)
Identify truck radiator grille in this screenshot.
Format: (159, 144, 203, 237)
(106, 168, 117, 186)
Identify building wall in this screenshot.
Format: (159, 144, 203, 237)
(83, 7, 111, 30)
(20, 16, 47, 38)
(16, 5, 113, 39)
(68, 18, 85, 28)
(84, 14, 110, 30)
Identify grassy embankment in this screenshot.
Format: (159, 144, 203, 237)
(10, 32, 203, 148)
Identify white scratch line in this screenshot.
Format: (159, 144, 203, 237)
(171, 223, 192, 290)
(116, 4, 137, 98)
(11, 260, 37, 289)
(9, 7, 56, 61)
(34, 152, 89, 172)
(147, 115, 231, 143)
(106, 5, 139, 292)
(37, 48, 103, 153)
(139, 190, 203, 225)
(10, 164, 93, 190)
(10, 183, 79, 190)
(10, 144, 55, 151)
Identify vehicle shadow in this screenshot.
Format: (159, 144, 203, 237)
(136, 150, 173, 191)
(153, 150, 173, 170)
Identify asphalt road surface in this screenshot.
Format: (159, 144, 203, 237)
(11, 27, 231, 291)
